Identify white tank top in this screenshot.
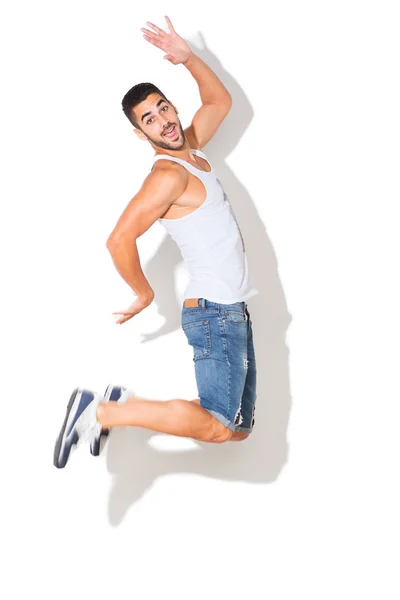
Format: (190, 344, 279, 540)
(154, 149, 259, 305)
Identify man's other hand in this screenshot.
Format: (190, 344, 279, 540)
(113, 294, 154, 325)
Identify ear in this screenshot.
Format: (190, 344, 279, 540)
(134, 128, 147, 142)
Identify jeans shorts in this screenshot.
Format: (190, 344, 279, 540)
(182, 298, 257, 433)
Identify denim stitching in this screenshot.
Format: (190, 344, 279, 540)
(218, 315, 231, 416)
(182, 320, 211, 360)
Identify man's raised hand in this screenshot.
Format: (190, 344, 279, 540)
(141, 16, 192, 65)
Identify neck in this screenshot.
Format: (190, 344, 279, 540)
(153, 140, 195, 161)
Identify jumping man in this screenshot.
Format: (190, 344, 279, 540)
(54, 16, 259, 469)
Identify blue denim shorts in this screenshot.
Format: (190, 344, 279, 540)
(182, 298, 257, 433)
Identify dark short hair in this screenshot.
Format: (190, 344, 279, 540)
(121, 82, 169, 128)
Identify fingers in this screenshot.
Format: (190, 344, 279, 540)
(114, 313, 133, 325)
(145, 21, 166, 36)
(164, 16, 175, 32)
(141, 18, 175, 51)
(141, 27, 166, 50)
(141, 27, 160, 39)
(117, 316, 129, 325)
(142, 34, 165, 50)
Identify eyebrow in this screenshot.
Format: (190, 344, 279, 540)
(141, 98, 167, 123)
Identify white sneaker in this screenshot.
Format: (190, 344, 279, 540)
(90, 385, 128, 456)
(54, 388, 102, 469)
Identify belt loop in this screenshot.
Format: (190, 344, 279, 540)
(201, 298, 206, 308)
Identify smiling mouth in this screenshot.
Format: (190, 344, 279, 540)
(163, 125, 179, 139)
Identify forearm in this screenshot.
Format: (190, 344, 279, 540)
(106, 240, 154, 301)
(183, 52, 231, 105)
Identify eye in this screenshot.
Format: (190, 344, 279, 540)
(146, 117, 154, 125)
(161, 105, 168, 112)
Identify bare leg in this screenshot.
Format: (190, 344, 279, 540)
(97, 396, 232, 443)
(190, 399, 248, 442)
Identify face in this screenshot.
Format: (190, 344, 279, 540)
(133, 93, 186, 150)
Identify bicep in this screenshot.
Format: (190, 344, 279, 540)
(107, 167, 187, 244)
(186, 101, 232, 148)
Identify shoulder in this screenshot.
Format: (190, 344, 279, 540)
(145, 160, 188, 197)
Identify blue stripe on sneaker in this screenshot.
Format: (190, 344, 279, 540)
(109, 387, 125, 401)
(65, 390, 96, 437)
(54, 389, 96, 469)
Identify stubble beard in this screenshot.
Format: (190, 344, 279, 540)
(145, 121, 186, 151)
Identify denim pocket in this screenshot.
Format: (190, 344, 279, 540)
(182, 320, 211, 360)
(224, 310, 248, 323)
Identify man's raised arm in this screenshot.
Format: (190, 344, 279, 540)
(142, 16, 232, 148)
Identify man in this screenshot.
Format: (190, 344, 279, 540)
(54, 17, 258, 469)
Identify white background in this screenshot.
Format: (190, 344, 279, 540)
(1, 1, 399, 598)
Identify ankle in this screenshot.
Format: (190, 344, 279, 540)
(96, 402, 108, 425)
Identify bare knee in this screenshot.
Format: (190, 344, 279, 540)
(200, 415, 233, 443)
(230, 432, 249, 442)
(210, 425, 233, 443)
(207, 414, 234, 443)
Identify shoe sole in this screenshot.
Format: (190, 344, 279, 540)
(53, 388, 80, 469)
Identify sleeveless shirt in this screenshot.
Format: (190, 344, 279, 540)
(154, 149, 258, 305)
